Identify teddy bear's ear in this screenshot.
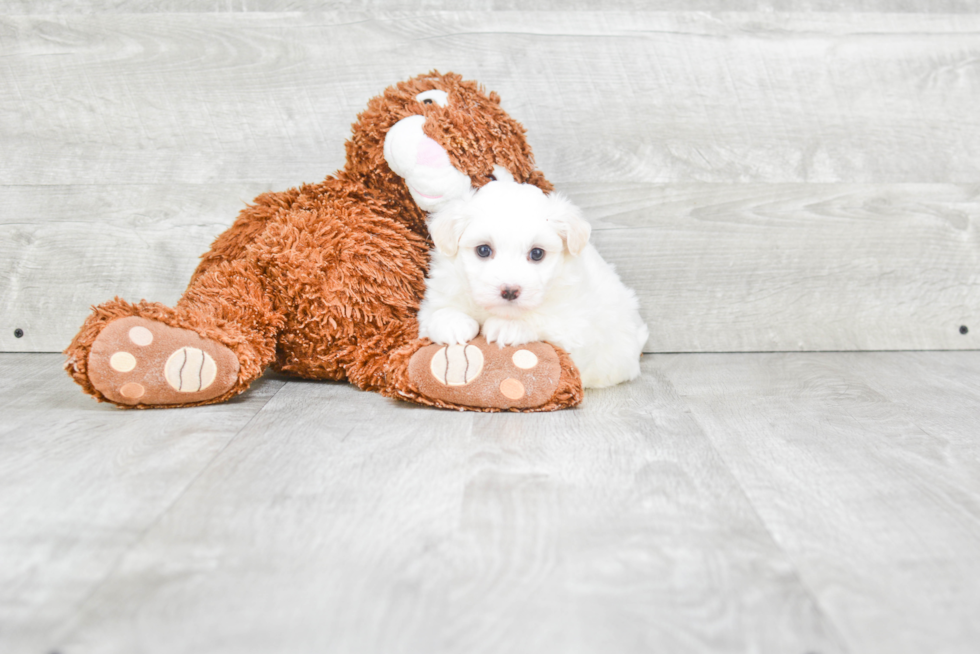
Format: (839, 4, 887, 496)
(428, 202, 467, 257)
(547, 193, 592, 256)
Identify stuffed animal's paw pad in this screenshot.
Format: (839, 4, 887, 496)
(408, 336, 561, 410)
(511, 349, 538, 369)
(498, 377, 525, 399)
(164, 347, 218, 392)
(429, 344, 484, 386)
(87, 316, 239, 407)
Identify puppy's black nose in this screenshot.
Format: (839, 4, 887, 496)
(500, 286, 521, 301)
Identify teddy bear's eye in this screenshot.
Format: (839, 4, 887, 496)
(529, 248, 545, 262)
(415, 90, 449, 107)
(476, 244, 493, 258)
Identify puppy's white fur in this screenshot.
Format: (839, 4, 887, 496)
(418, 180, 649, 388)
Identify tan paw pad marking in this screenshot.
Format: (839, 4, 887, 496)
(128, 326, 154, 346)
(109, 351, 137, 372)
(430, 344, 484, 386)
(408, 336, 562, 410)
(119, 382, 145, 399)
(499, 378, 525, 400)
(165, 347, 217, 392)
(512, 349, 538, 369)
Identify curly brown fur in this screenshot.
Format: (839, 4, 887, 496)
(64, 71, 583, 412)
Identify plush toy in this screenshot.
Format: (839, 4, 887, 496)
(64, 72, 584, 412)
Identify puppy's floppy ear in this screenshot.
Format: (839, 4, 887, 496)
(428, 201, 466, 257)
(547, 193, 592, 256)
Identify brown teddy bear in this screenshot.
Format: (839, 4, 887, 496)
(64, 72, 584, 412)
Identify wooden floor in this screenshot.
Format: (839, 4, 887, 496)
(2, 352, 978, 654)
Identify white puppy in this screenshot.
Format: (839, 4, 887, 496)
(418, 179, 649, 388)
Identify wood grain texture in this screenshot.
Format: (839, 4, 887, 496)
(3, 12, 979, 185)
(580, 183, 980, 352)
(6, 351, 980, 653)
(41, 363, 842, 654)
(0, 354, 285, 654)
(6, 1, 979, 13)
(2, 10, 979, 353)
(657, 350, 980, 654)
(4, 182, 976, 352)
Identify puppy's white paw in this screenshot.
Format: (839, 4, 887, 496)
(426, 308, 480, 345)
(482, 318, 538, 347)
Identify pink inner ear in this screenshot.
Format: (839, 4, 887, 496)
(417, 137, 450, 168)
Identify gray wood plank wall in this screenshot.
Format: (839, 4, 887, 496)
(2, 6, 978, 353)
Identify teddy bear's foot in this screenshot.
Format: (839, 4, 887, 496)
(408, 335, 562, 410)
(87, 316, 239, 406)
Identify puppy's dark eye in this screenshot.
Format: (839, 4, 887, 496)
(488, 173, 497, 181)
(529, 248, 545, 262)
(476, 244, 493, 258)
